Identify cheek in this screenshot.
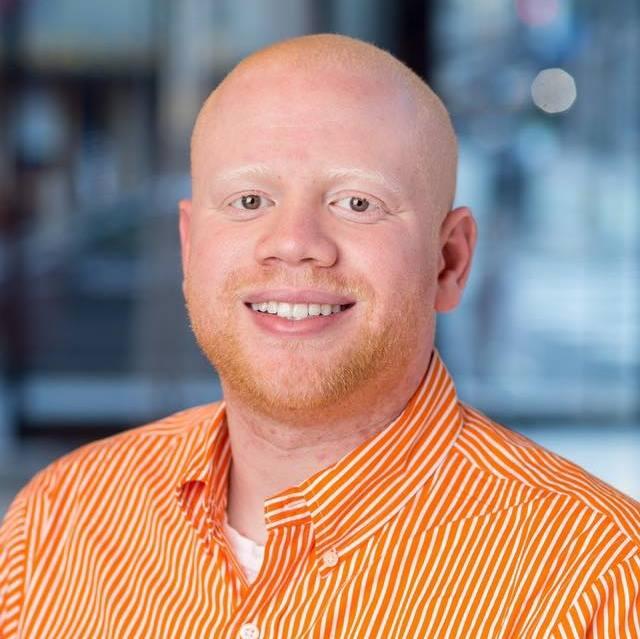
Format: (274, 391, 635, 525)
(358, 235, 430, 294)
(187, 223, 237, 283)
(184, 251, 229, 317)
(187, 244, 217, 285)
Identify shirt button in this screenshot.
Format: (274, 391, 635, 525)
(322, 548, 339, 567)
(239, 622, 260, 639)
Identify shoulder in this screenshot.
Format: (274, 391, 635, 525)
(0, 402, 224, 622)
(11, 401, 223, 509)
(455, 401, 640, 547)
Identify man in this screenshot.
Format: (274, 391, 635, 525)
(1, 34, 639, 638)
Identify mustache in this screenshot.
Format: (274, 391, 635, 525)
(228, 272, 369, 301)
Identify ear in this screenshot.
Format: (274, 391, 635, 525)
(178, 199, 192, 293)
(434, 206, 477, 313)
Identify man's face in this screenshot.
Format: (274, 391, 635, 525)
(181, 64, 442, 422)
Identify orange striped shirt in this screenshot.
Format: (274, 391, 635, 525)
(2, 349, 640, 638)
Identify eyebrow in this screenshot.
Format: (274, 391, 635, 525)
(214, 164, 273, 183)
(213, 164, 403, 196)
(325, 168, 403, 195)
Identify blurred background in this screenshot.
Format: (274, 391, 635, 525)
(0, 0, 638, 517)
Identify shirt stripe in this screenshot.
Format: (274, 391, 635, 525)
(2, 348, 640, 638)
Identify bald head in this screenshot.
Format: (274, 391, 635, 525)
(191, 33, 458, 220)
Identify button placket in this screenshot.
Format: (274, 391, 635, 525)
(239, 621, 260, 638)
(321, 547, 339, 568)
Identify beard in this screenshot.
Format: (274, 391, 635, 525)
(184, 269, 432, 425)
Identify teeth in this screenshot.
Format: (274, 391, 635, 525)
(293, 303, 310, 320)
(250, 301, 348, 320)
(276, 302, 291, 318)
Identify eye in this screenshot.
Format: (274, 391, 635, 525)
(332, 195, 385, 216)
(348, 196, 369, 212)
(229, 194, 274, 210)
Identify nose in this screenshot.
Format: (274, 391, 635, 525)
(254, 197, 339, 268)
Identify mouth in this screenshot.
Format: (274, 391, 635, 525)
(244, 302, 356, 322)
(243, 301, 357, 336)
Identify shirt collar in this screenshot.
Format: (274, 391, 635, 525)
(176, 348, 464, 575)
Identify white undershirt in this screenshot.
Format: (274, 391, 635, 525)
(222, 511, 265, 583)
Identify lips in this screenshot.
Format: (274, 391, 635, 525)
(245, 298, 356, 335)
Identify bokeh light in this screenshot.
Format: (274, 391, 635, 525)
(531, 68, 577, 113)
(516, 0, 559, 27)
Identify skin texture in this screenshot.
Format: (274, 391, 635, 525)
(179, 34, 477, 544)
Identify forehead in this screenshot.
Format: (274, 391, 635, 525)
(193, 64, 422, 180)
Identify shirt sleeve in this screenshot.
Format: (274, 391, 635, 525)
(556, 552, 640, 638)
(0, 486, 30, 639)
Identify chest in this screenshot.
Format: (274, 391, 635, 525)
(18, 506, 574, 638)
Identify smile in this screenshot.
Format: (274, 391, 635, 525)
(244, 301, 357, 336)
(248, 301, 355, 321)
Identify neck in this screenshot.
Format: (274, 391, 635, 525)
(222, 357, 429, 545)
